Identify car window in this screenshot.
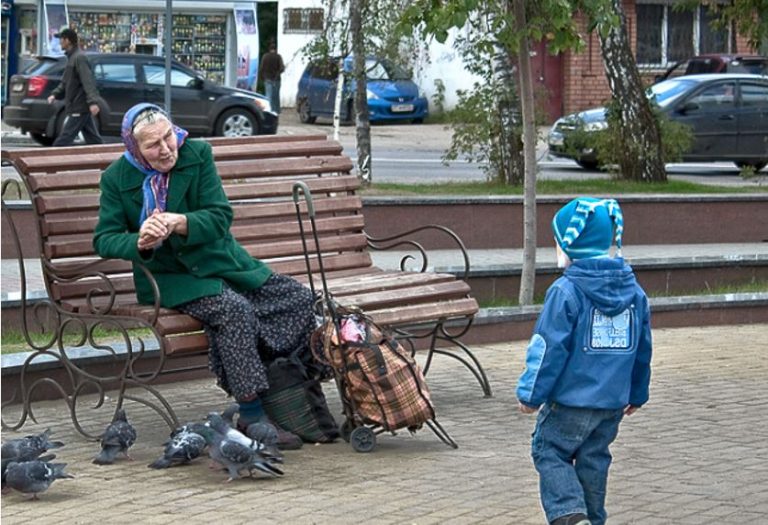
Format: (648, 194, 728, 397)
(93, 63, 137, 83)
(687, 81, 736, 111)
(21, 58, 64, 75)
(685, 58, 721, 75)
(649, 78, 697, 108)
(740, 82, 768, 108)
(143, 64, 198, 88)
(730, 60, 768, 75)
(311, 61, 338, 81)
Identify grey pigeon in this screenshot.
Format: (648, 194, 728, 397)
(205, 413, 283, 481)
(244, 421, 279, 447)
(4, 460, 73, 499)
(221, 403, 239, 427)
(2, 453, 56, 493)
(148, 423, 211, 469)
(1, 428, 64, 463)
(93, 408, 137, 465)
(2, 429, 64, 493)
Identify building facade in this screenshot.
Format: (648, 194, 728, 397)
(1, 0, 759, 123)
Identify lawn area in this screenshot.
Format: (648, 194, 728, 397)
(362, 178, 768, 196)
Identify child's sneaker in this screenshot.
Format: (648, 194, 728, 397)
(551, 513, 591, 525)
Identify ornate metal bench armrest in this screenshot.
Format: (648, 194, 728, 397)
(43, 258, 163, 326)
(365, 224, 471, 281)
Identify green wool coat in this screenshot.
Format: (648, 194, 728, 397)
(93, 139, 272, 308)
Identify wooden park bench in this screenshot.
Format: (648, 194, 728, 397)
(1, 135, 489, 439)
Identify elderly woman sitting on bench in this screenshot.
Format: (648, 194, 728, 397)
(93, 103, 313, 449)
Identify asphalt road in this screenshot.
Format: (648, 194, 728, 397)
(2, 111, 764, 187)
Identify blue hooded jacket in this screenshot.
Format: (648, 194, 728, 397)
(516, 257, 652, 409)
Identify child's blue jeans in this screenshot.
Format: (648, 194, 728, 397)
(531, 402, 624, 525)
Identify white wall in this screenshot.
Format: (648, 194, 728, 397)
(276, 5, 479, 113)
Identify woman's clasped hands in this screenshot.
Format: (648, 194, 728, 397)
(138, 209, 187, 251)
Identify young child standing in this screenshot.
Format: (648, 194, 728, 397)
(516, 197, 652, 525)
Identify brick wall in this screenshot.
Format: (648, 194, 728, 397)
(560, 1, 759, 116)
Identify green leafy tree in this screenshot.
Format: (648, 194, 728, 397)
(301, 0, 427, 184)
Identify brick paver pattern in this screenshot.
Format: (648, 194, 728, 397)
(1, 324, 766, 524)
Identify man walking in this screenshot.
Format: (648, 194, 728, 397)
(258, 42, 285, 114)
(47, 28, 103, 146)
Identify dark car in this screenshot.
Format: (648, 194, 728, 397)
(654, 54, 767, 83)
(295, 56, 428, 124)
(3, 53, 277, 146)
(548, 74, 768, 171)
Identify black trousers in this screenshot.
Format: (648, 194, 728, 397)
(52, 112, 104, 147)
(176, 274, 316, 401)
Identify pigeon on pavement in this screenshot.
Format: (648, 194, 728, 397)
(93, 408, 137, 465)
(244, 421, 279, 447)
(205, 413, 283, 481)
(2, 429, 65, 494)
(2, 428, 64, 463)
(148, 423, 210, 469)
(4, 460, 74, 499)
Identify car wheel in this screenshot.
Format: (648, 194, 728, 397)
(735, 161, 767, 172)
(297, 98, 316, 124)
(215, 108, 259, 137)
(30, 133, 55, 146)
(576, 159, 600, 170)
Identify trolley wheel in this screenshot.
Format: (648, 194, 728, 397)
(350, 426, 376, 453)
(340, 419, 355, 443)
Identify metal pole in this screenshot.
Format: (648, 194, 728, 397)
(164, 0, 172, 116)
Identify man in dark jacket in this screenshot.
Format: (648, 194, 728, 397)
(47, 28, 103, 146)
(258, 42, 285, 114)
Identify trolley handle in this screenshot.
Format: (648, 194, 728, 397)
(292, 181, 315, 218)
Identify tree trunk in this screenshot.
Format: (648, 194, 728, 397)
(597, 0, 666, 182)
(513, 0, 537, 305)
(489, 11, 524, 186)
(350, 0, 372, 186)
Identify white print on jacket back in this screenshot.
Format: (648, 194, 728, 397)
(590, 308, 632, 351)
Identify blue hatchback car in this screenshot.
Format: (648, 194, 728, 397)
(296, 56, 428, 124)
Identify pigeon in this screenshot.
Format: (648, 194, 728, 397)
(1, 428, 65, 463)
(93, 408, 137, 465)
(205, 413, 283, 481)
(148, 423, 211, 469)
(244, 421, 279, 447)
(2, 429, 65, 494)
(220, 403, 239, 427)
(2, 454, 56, 494)
(4, 460, 73, 499)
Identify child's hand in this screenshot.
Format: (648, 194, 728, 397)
(624, 405, 640, 416)
(518, 402, 538, 414)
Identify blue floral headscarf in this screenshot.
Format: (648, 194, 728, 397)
(120, 103, 189, 226)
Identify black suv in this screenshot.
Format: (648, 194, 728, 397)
(3, 53, 277, 146)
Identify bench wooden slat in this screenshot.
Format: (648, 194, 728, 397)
(232, 195, 362, 220)
(1, 134, 328, 164)
(27, 155, 354, 193)
(341, 281, 472, 310)
(369, 298, 479, 327)
(326, 272, 458, 296)
(244, 233, 368, 261)
(36, 174, 361, 215)
(269, 252, 373, 276)
(16, 137, 340, 173)
(231, 215, 365, 243)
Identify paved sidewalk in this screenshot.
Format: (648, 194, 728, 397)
(2, 324, 767, 524)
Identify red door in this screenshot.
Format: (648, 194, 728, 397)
(530, 40, 563, 123)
